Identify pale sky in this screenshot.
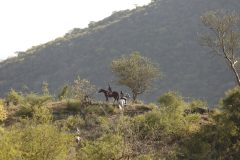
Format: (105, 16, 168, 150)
(0, 0, 151, 61)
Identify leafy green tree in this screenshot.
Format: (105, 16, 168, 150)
(201, 11, 240, 86)
(111, 52, 160, 101)
(70, 76, 96, 101)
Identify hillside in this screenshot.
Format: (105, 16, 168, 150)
(1, 89, 213, 159)
(0, 0, 240, 105)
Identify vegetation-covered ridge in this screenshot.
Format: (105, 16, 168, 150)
(0, 84, 206, 159)
(1, 76, 240, 159)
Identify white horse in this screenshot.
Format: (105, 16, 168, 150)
(118, 93, 130, 110)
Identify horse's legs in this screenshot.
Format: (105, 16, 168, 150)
(118, 100, 124, 110)
(105, 95, 108, 102)
(118, 103, 122, 110)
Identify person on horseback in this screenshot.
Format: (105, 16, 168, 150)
(120, 91, 124, 99)
(118, 92, 130, 110)
(108, 84, 113, 96)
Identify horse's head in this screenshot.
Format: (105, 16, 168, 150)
(98, 89, 105, 93)
(125, 93, 130, 98)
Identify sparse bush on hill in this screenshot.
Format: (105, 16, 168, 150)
(0, 100, 7, 122)
(18, 124, 72, 160)
(66, 99, 82, 112)
(0, 106, 73, 160)
(24, 93, 52, 107)
(179, 87, 240, 159)
(0, 127, 22, 160)
(6, 89, 24, 106)
(57, 115, 85, 131)
(78, 134, 124, 160)
(17, 93, 52, 117)
(158, 91, 186, 110)
(4, 87, 53, 118)
(41, 81, 50, 95)
(32, 106, 53, 125)
(69, 76, 96, 102)
(189, 99, 208, 110)
(57, 84, 69, 100)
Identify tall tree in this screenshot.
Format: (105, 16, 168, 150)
(111, 52, 160, 101)
(201, 11, 240, 86)
(70, 76, 96, 101)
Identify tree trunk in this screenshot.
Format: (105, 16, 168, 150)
(132, 92, 137, 102)
(230, 64, 240, 86)
(224, 53, 240, 86)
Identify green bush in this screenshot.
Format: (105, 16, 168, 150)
(58, 115, 85, 131)
(0, 101, 7, 122)
(17, 93, 52, 117)
(189, 99, 208, 110)
(32, 107, 53, 125)
(0, 123, 72, 160)
(19, 124, 72, 160)
(179, 87, 240, 159)
(134, 108, 188, 140)
(85, 104, 115, 116)
(158, 91, 187, 113)
(57, 85, 69, 100)
(79, 134, 124, 160)
(158, 92, 184, 107)
(24, 93, 52, 107)
(66, 99, 81, 112)
(6, 89, 24, 106)
(222, 87, 240, 124)
(0, 127, 22, 160)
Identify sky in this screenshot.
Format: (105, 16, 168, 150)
(0, 0, 151, 61)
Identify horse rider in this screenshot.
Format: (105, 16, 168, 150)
(118, 92, 130, 110)
(108, 84, 113, 96)
(120, 91, 124, 99)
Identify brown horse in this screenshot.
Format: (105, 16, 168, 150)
(98, 89, 119, 102)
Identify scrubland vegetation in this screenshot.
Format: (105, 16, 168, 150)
(1, 78, 240, 159)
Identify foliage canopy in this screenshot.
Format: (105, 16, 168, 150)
(111, 52, 160, 101)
